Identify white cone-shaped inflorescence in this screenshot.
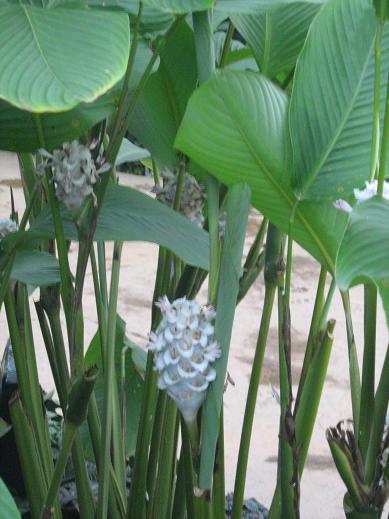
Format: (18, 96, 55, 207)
(0, 218, 18, 239)
(38, 140, 110, 211)
(148, 296, 221, 422)
(153, 169, 205, 227)
(334, 179, 389, 213)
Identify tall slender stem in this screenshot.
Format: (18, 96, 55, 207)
(341, 291, 361, 434)
(359, 284, 377, 460)
(219, 21, 234, 69)
(110, 4, 144, 145)
(370, 20, 384, 181)
(97, 242, 123, 519)
(231, 287, 276, 519)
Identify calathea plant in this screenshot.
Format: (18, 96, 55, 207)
(0, 0, 388, 519)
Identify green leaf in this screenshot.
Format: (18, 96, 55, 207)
(32, 182, 210, 270)
(83, 315, 144, 457)
(0, 418, 11, 439)
(0, 6, 129, 112)
(290, 0, 388, 199)
(214, 0, 325, 14)
(0, 478, 21, 519)
(11, 249, 60, 286)
(335, 198, 389, 324)
(116, 139, 150, 166)
(0, 41, 153, 152)
(142, 0, 213, 13)
(231, 3, 320, 77)
(199, 184, 250, 490)
(128, 19, 197, 169)
(176, 70, 347, 272)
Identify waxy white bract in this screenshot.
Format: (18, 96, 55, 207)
(0, 218, 18, 239)
(148, 296, 221, 422)
(38, 140, 109, 211)
(334, 179, 389, 213)
(153, 169, 205, 228)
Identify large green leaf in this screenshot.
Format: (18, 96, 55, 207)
(231, 3, 320, 77)
(116, 138, 150, 166)
(83, 315, 145, 457)
(11, 249, 60, 286)
(0, 41, 153, 152)
(0, 93, 115, 152)
(199, 184, 250, 490)
(336, 198, 389, 324)
(142, 0, 213, 13)
(290, 0, 388, 199)
(0, 478, 21, 519)
(0, 6, 129, 112)
(54, 1, 174, 32)
(176, 70, 347, 272)
(214, 0, 325, 14)
(32, 182, 210, 269)
(128, 19, 197, 169)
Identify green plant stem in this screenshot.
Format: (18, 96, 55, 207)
(110, 4, 144, 145)
(93, 247, 126, 498)
(359, 284, 377, 460)
(242, 218, 268, 277)
(269, 297, 336, 519)
(35, 114, 73, 337)
(213, 409, 225, 519)
(97, 242, 109, 315)
(9, 393, 48, 519)
(365, 344, 389, 483)
(41, 423, 77, 519)
(192, 10, 215, 84)
(107, 16, 183, 163)
(36, 299, 96, 519)
(341, 291, 361, 434)
(294, 267, 327, 410)
(181, 420, 198, 519)
(171, 448, 187, 519)
(206, 174, 220, 303)
(370, 20, 384, 181)
(14, 286, 56, 487)
(231, 224, 281, 519)
(149, 400, 178, 519)
(219, 21, 234, 69)
(277, 273, 297, 519)
(295, 319, 335, 471)
(231, 285, 276, 519)
(146, 392, 167, 509)
(127, 361, 158, 519)
(0, 178, 41, 310)
(97, 241, 123, 519)
(377, 69, 389, 194)
(86, 397, 126, 519)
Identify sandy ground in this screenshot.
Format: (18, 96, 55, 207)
(0, 151, 388, 519)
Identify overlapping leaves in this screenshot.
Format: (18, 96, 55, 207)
(336, 198, 389, 324)
(176, 70, 347, 271)
(231, 3, 320, 77)
(0, 41, 153, 152)
(290, 0, 388, 199)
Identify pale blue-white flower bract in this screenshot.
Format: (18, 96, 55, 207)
(38, 140, 109, 211)
(154, 169, 205, 228)
(148, 296, 221, 422)
(334, 179, 389, 213)
(0, 218, 18, 239)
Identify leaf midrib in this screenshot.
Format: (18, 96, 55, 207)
(22, 6, 75, 100)
(217, 78, 335, 272)
(292, 4, 375, 197)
